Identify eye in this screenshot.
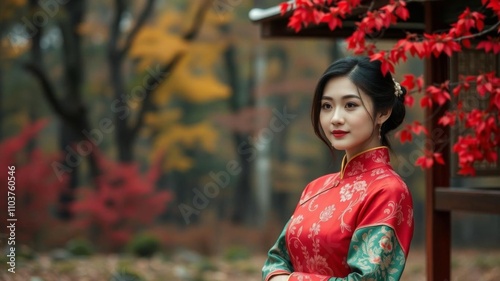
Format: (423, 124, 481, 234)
(345, 102, 358, 109)
(321, 103, 332, 110)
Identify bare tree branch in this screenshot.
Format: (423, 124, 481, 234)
(23, 0, 74, 122)
(130, 53, 183, 138)
(457, 21, 500, 41)
(109, 0, 126, 60)
(120, 0, 156, 58)
(184, 0, 214, 40)
(24, 63, 74, 121)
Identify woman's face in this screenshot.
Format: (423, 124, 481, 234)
(319, 76, 382, 160)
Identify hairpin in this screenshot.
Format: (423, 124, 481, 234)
(393, 78, 403, 97)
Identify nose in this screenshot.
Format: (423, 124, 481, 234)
(330, 107, 344, 125)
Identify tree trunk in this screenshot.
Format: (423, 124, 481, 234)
(23, 0, 101, 219)
(271, 94, 291, 223)
(57, 0, 92, 219)
(231, 134, 255, 224)
(107, 0, 157, 163)
(220, 24, 258, 224)
(267, 45, 291, 223)
(109, 52, 135, 162)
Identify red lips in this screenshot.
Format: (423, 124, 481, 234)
(332, 130, 348, 138)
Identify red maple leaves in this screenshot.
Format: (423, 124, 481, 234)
(445, 73, 500, 175)
(0, 120, 172, 249)
(0, 120, 68, 246)
(281, 0, 500, 175)
(71, 150, 172, 249)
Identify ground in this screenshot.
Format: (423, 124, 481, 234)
(1, 247, 500, 281)
(1, 218, 498, 280)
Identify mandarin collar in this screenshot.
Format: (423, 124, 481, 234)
(340, 146, 390, 179)
(298, 146, 392, 206)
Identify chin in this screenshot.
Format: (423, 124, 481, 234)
(330, 143, 347, 151)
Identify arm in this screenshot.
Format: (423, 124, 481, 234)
(269, 276, 290, 281)
(262, 220, 293, 281)
(285, 225, 407, 281)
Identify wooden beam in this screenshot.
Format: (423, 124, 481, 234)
(251, 1, 426, 40)
(435, 188, 500, 214)
(259, 17, 425, 39)
(424, 0, 451, 280)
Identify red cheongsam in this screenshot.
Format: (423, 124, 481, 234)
(262, 146, 414, 281)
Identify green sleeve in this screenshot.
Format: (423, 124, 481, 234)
(326, 225, 407, 281)
(262, 220, 294, 281)
(265, 225, 408, 281)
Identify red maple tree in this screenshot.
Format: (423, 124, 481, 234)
(0, 120, 172, 250)
(70, 149, 172, 250)
(0, 120, 68, 247)
(280, 0, 500, 175)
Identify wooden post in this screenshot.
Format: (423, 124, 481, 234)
(425, 1, 451, 281)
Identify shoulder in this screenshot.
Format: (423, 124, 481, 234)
(368, 168, 411, 197)
(356, 168, 414, 234)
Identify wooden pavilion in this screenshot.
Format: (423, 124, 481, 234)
(249, 1, 500, 280)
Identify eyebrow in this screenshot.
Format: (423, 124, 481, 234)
(322, 95, 361, 100)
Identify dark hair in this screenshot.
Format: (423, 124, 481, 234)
(311, 56, 407, 150)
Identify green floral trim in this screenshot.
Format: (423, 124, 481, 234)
(262, 220, 294, 281)
(328, 225, 406, 281)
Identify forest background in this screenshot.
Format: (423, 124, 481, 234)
(0, 0, 499, 280)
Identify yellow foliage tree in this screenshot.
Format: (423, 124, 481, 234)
(129, 4, 230, 171)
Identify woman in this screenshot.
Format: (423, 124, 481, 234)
(262, 56, 414, 281)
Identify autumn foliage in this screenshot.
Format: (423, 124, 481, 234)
(70, 150, 172, 250)
(0, 120, 67, 247)
(280, 0, 500, 175)
(0, 121, 172, 250)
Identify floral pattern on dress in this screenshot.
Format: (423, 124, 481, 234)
(381, 198, 405, 226)
(407, 207, 414, 227)
(289, 205, 337, 276)
(337, 179, 368, 233)
(319, 205, 336, 222)
(341, 226, 406, 281)
(344, 160, 366, 177)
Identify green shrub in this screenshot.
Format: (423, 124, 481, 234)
(18, 244, 36, 260)
(66, 238, 94, 256)
(127, 233, 161, 258)
(54, 260, 78, 274)
(196, 258, 218, 272)
(110, 268, 144, 281)
(223, 245, 251, 261)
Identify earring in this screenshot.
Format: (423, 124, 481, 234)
(378, 126, 382, 140)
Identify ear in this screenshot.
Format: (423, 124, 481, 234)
(376, 108, 392, 126)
